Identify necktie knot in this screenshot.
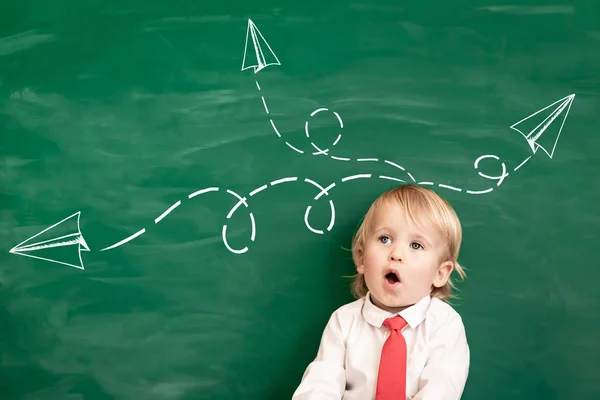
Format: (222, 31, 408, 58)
(383, 315, 407, 332)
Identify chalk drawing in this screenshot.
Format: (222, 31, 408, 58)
(8, 19, 577, 269)
(510, 94, 574, 160)
(9, 212, 90, 270)
(244, 19, 576, 196)
(7, 173, 360, 267)
(241, 19, 280, 74)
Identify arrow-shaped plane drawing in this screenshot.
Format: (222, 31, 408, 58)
(510, 94, 575, 159)
(9, 211, 90, 270)
(241, 19, 280, 73)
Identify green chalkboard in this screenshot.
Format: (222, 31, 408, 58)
(2, 1, 599, 399)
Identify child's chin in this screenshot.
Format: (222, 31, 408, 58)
(385, 301, 409, 310)
(376, 296, 410, 312)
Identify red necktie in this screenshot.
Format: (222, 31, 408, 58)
(375, 315, 408, 400)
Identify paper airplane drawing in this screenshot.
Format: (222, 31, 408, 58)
(241, 19, 281, 73)
(9, 211, 90, 270)
(510, 94, 575, 159)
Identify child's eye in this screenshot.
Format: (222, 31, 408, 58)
(410, 242, 424, 250)
(378, 235, 391, 244)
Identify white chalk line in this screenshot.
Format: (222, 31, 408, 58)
(514, 156, 531, 172)
(310, 142, 328, 155)
(327, 200, 335, 231)
(189, 187, 219, 198)
(466, 188, 494, 195)
(253, 80, 421, 187)
(333, 112, 343, 128)
(101, 184, 257, 253)
(227, 198, 247, 219)
(223, 172, 415, 245)
(326, 152, 510, 194)
(315, 183, 336, 200)
(232, 176, 338, 243)
(222, 225, 248, 254)
(342, 174, 372, 182)
(100, 163, 504, 255)
(438, 184, 462, 192)
(271, 177, 298, 186)
(16, 233, 80, 251)
(9, 250, 86, 269)
(101, 185, 225, 251)
(285, 141, 304, 154)
(155, 200, 181, 224)
(100, 229, 146, 251)
(269, 119, 281, 138)
(304, 178, 327, 192)
(380, 176, 405, 183)
(222, 188, 253, 254)
(332, 154, 502, 195)
(223, 176, 337, 252)
(311, 107, 328, 116)
(250, 184, 267, 196)
(304, 206, 322, 234)
(250, 213, 256, 241)
(384, 159, 406, 171)
(226, 189, 246, 203)
(253, 81, 507, 196)
(16, 235, 80, 252)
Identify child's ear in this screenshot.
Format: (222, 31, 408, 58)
(355, 247, 365, 274)
(433, 260, 454, 288)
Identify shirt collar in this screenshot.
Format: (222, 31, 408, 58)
(362, 292, 431, 330)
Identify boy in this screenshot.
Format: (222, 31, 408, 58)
(292, 184, 470, 400)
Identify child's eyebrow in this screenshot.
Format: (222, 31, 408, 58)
(413, 233, 433, 246)
(373, 226, 391, 233)
(414, 233, 427, 239)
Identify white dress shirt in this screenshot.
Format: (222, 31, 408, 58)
(291, 293, 470, 400)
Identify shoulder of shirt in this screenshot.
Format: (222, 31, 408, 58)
(326, 297, 366, 338)
(426, 297, 466, 328)
(330, 296, 366, 318)
(325, 297, 366, 328)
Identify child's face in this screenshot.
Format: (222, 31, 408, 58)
(356, 201, 453, 313)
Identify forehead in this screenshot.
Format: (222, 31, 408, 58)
(370, 200, 443, 240)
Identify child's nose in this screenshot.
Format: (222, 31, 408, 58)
(389, 249, 403, 262)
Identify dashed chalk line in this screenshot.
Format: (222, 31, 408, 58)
(255, 79, 505, 196)
(155, 200, 181, 223)
(438, 184, 462, 192)
(104, 170, 454, 253)
(189, 187, 219, 198)
(249, 184, 267, 196)
(285, 141, 304, 154)
(514, 156, 531, 172)
(341, 174, 371, 182)
(100, 229, 146, 251)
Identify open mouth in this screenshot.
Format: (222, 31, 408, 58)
(384, 269, 401, 285)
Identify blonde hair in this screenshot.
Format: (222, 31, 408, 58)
(349, 184, 466, 302)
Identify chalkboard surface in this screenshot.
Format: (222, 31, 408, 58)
(2, 1, 599, 399)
